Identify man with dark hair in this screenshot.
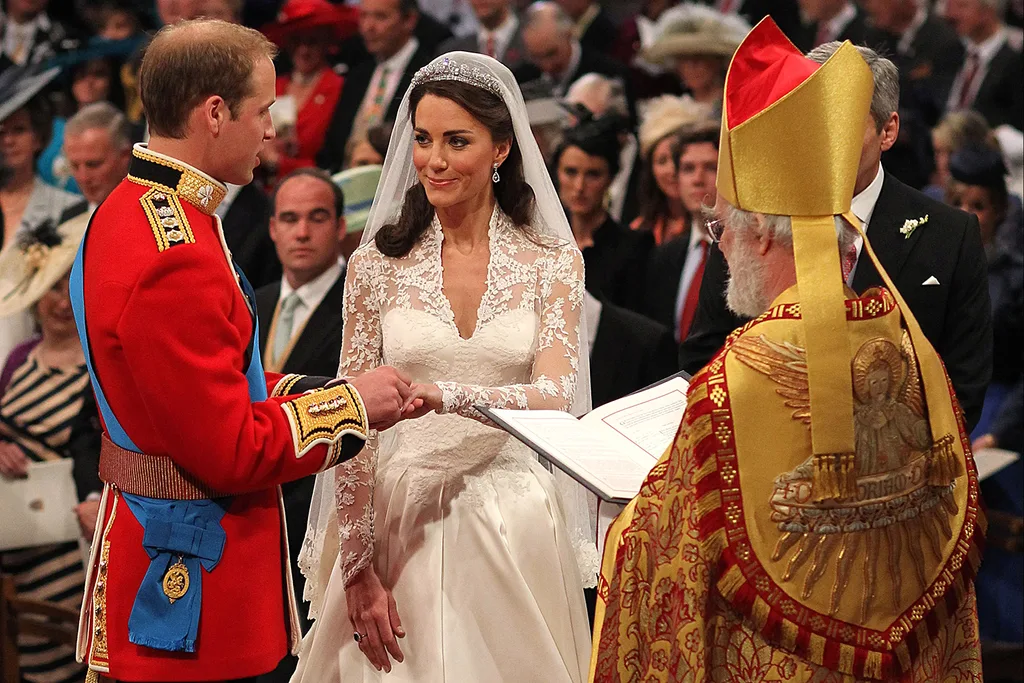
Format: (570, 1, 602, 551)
(254, 167, 349, 683)
(317, 0, 434, 173)
(71, 19, 419, 683)
(680, 42, 992, 432)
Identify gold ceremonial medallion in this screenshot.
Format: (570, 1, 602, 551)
(162, 558, 190, 604)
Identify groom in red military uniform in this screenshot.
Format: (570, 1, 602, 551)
(70, 19, 418, 682)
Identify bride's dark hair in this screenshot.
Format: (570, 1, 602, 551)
(374, 80, 536, 258)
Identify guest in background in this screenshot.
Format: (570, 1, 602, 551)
(642, 4, 749, 115)
(439, 0, 527, 68)
(216, 179, 280, 291)
(610, 0, 684, 100)
(39, 53, 128, 193)
(92, 0, 150, 41)
(0, 70, 85, 366)
(644, 124, 719, 339)
(63, 102, 133, 212)
(345, 121, 392, 169)
(631, 94, 713, 245)
(516, 2, 631, 114)
(0, 211, 101, 683)
(944, 0, 1024, 132)
(556, 0, 617, 52)
(194, 0, 242, 22)
(332, 163, 382, 262)
(793, 0, 871, 52)
(262, 0, 358, 180)
(317, 0, 433, 173)
(863, 0, 964, 188)
(564, 73, 635, 222)
(254, 167, 348, 683)
(0, 0, 79, 70)
(554, 117, 653, 313)
(927, 109, 998, 199)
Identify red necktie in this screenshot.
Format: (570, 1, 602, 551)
(485, 33, 496, 58)
(718, 0, 738, 13)
(814, 21, 831, 47)
(678, 241, 709, 341)
(957, 51, 981, 109)
(841, 242, 858, 284)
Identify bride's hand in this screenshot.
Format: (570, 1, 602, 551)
(345, 566, 405, 672)
(403, 383, 443, 418)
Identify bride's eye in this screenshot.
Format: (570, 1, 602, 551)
(414, 133, 430, 145)
(449, 136, 468, 149)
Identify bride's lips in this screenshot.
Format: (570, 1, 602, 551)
(427, 177, 457, 188)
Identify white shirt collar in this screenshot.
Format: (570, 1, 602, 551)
(821, 2, 857, 43)
(851, 163, 884, 227)
(279, 261, 343, 313)
(897, 7, 929, 54)
(379, 36, 419, 74)
(688, 216, 711, 252)
(480, 12, 518, 57)
(967, 26, 1007, 65)
(558, 40, 583, 92)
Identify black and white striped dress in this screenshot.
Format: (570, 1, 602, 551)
(0, 347, 91, 683)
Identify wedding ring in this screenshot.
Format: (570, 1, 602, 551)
(353, 632, 366, 642)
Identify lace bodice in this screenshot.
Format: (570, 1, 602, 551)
(334, 207, 585, 586)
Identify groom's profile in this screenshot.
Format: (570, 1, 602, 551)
(72, 18, 419, 683)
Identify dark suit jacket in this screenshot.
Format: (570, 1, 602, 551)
(581, 215, 655, 314)
(221, 183, 280, 291)
(679, 174, 992, 431)
(590, 300, 679, 408)
(317, 41, 434, 173)
(514, 43, 635, 121)
(792, 5, 872, 53)
(255, 270, 345, 636)
(578, 5, 619, 53)
(437, 19, 528, 69)
(643, 233, 691, 332)
(970, 42, 1024, 132)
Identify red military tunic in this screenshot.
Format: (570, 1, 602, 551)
(75, 145, 368, 681)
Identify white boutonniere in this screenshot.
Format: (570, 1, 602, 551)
(900, 214, 928, 239)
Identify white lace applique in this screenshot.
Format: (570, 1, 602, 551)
(332, 206, 586, 586)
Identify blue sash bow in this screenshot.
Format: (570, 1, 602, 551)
(70, 230, 267, 653)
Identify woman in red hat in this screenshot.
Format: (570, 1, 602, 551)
(262, 0, 358, 182)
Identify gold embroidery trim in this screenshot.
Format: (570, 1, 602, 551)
(89, 492, 118, 670)
(138, 188, 194, 252)
(281, 382, 367, 462)
(271, 374, 305, 398)
(128, 148, 227, 215)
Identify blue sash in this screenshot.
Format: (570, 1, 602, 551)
(69, 228, 267, 653)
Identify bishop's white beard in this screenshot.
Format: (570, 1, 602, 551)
(725, 237, 772, 318)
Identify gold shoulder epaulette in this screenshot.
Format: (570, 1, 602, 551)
(139, 187, 194, 252)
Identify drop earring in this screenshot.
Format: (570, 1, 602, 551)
(492, 163, 500, 183)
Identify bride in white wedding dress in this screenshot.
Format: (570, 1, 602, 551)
(291, 53, 597, 683)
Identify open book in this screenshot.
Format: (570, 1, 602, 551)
(478, 375, 690, 503)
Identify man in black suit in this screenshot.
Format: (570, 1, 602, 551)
(317, 0, 434, 173)
(863, 0, 965, 187)
(556, 0, 618, 52)
(0, 0, 79, 71)
(438, 0, 528, 69)
(792, 0, 873, 52)
(680, 42, 992, 431)
(702, 0, 804, 45)
(515, 2, 633, 119)
(217, 182, 280, 290)
(588, 292, 678, 408)
(945, 0, 1024, 132)
(253, 168, 348, 682)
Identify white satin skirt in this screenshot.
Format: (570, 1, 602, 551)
(291, 437, 593, 683)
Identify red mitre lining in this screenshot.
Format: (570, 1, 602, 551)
(725, 18, 821, 129)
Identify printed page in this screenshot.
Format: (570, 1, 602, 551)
(583, 376, 689, 459)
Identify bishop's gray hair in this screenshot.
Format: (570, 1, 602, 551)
(806, 42, 899, 133)
(65, 101, 133, 151)
(719, 201, 858, 254)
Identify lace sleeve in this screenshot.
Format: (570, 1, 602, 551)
(437, 245, 584, 419)
(335, 248, 382, 586)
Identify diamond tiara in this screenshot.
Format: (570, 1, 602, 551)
(410, 57, 504, 97)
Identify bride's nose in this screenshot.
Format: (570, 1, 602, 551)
(429, 144, 448, 172)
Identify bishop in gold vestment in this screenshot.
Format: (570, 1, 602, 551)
(592, 19, 984, 683)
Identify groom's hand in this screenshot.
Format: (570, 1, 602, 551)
(345, 566, 405, 672)
(348, 367, 416, 431)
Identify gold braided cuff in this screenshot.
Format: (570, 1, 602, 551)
(280, 382, 368, 467)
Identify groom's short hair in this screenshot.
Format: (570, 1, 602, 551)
(140, 18, 277, 139)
